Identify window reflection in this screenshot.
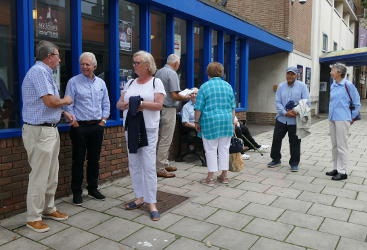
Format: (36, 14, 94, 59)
(194, 25, 204, 87)
(223, 34, 230, 82)
(151, 11, 166, 69)
(174, 18, 187, 90)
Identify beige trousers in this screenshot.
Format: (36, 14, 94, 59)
(156, 107, 177, 170)
(22, 125, 60, 222)
(329, 121, 350, 174)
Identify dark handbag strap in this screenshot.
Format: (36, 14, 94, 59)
(344, 83, 353, 104)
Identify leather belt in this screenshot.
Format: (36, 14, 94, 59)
(163, 105, 175, 108)
(24, 122, 58, 127)
(78, 120, 101, 125)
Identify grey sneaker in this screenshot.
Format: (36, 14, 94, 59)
(267, 160, 281, 168)
(290, 165, 299, 172)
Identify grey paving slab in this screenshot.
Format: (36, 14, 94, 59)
(206, 209, 253, 230)
(271, 197, 312, 213)
(349, 210, 367, 227)
(0, 212, 26, 230)
(99, 185, 131, 198)
(307, 203, 351, 221)
(0, 237, 48, 250)
(90, 217, 143, 241)
(164, 237, 219, 250)
(312, 177, 345, 188)
(170, 202, 217, 220)
(336, 237, 367, 250)
(79, 237, 131, 250)
(261, 177, 294, 187)
(65, 209, 112, 230)
(344, 182, 367, 193)
(121, 226, 176, 250)
(265, 186, 302, 199)
(105, 206, 145, 220)
(291, 181, 325, 193)
(208, 185, 246, 199)
(166, 217, 218, 241)
(57, 200, 87, 215)
(244, 218, 293, 241)
(286, 227, 339, 250)
(319, 218, 367, 241)
(257, 169, 288, 179)
(133, 213, 184, 230)
(321, 186, 357, 199)
(297, 190, 336, 205)
(234, 173, 266, 183)
(40, 227, 99, 250)
(285, 174, 315, 183)
(250, 237, 306, 250)
(14, 220, 69, 241)
(278, 210, 323, 230)
(238, 190, 278, 205)
(0, 226, 20, 245)
(206, 227, 258, 250)
(159, 184, 191, 195)
(236, 181, 272, 193)
(189, 192, 218, 205)
(207, 196, 248, 212)
(334, 197, 367, 212)
(240, 202, 285, 220)
(81, 197, 123, 212)
(356, 191, 367, 201)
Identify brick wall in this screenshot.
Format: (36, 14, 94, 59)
(0, 126, 128, 219)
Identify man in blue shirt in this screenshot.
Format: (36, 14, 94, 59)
(22, 40, 73, 233)
(64, 52, 110, 205)
(267, 66, 310, 172)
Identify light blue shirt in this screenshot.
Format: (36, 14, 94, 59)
(22, 61, 62, 124)
(275, 80, 310, 125)
(328, 79, 361, 121)
(64, 74, 110, 121)
(195, 77, 235, 139)
(181, 100, 195, 123)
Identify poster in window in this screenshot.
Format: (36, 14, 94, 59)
(119, 20, 132, 51)
(305, 67, 311, 90)
(174, 34, 181, 57)
(36, 5, 59, 39)
(297, 65, 303, 81)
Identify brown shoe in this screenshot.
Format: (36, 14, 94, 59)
(43, 210, 68, 221)
(157, 169, 176, 178)
(26, 220, 50, 233)
(165, 165, 177, 172)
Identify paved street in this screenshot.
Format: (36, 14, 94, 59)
(1, 111, 367, 249)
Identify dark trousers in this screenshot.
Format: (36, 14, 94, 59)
(270, 119, 301, 166)
(70, 124, 104, 194)
(234, 125, 260, 150)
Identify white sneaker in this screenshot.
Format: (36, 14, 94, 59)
(258, 145, 270, 152)
(241, 153, 250, 160)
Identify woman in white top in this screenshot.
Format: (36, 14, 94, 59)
(117, 51, 166, 221)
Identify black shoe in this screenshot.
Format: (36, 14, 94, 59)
(73, 193, 83, 206)
(331, 173, 348, 181)
(326, 169, 338, 176)
(88, 189, 106, 200)
(267, 160, 281, 168)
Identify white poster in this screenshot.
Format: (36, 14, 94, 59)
(174, 34, 181, 57)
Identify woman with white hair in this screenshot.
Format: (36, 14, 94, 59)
(326, 63, 361, 181)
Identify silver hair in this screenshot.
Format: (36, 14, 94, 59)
(36, 40, 59, 61)
(79, 52, 97, 67)
(133, 50, 157, 75)
(166, 54, 180, 64)
(330, 63, 347, 78)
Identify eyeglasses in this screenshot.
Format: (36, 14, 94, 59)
(132, 61, 142, 66)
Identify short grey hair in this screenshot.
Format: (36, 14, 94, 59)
(36, 40, 59, 61)
(79, 52, 97, 67)
(133, 50, 157, 75)
(330, 63, 347, 78)
(166, 54, 180, 64)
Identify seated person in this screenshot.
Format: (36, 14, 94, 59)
(181, 87, 198, 130)
(234, 116, 270, 160)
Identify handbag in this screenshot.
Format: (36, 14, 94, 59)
(345, 83, 361, 121)
(229, 152, 244, 172)
(229, 135, 244, 154)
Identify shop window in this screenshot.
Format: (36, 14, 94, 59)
(211, 30, 218, 62)
(0, 0, 18, 129)
(333, 41, 337, 51)
(151, 11, 166, 69)
(194, 25, 204, 87)
(119, 1, 139, 90)
(223, 34, 230, 82)
(235, 38, 240, 107)
(33, 0, 71, 97)
(82, 0, 109, 90)
(174, 18, 187, 90)
(322, 33, 328, 52)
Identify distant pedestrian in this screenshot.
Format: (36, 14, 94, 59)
(22, 40, 73, 233)
(326, 63, 361, 181)
(64, 52, 111, 205)
(267, 66, 310, 172)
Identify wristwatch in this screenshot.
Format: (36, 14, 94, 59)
(101, 119, 107, 124)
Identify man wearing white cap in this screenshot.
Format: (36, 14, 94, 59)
(267, 66, 310, 172)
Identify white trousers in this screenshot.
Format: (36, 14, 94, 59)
(22, 125, 60, 222)
(329, 121, 350, 174)
(156, 107, 177, 170)
(202, 136, 231, 172)
(126, 128, 158, 203)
